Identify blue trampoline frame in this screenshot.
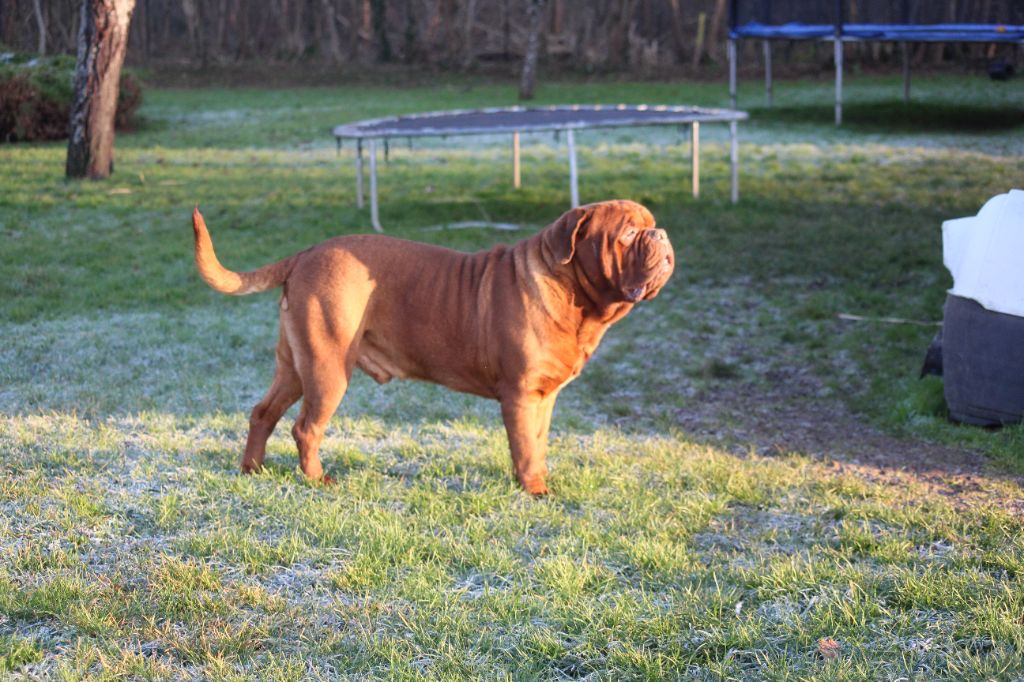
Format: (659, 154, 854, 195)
(727, 0, 1024, 124)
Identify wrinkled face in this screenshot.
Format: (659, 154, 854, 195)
(548, 200, 675, 305)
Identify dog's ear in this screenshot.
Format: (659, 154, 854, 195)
(544, 205, 593, 265)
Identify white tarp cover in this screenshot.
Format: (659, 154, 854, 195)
(943, 189, 1024, 318)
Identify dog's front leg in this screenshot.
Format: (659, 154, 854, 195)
(535, 392, 559, 452)
(500, 395, 550, 496)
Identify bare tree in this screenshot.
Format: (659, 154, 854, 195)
(518, 0, 546, 100)
(66, 0, 137, 179)
(667, 0, 687, 63)
(605, 0, 636, 68)
(180, 0, 199, 57)
(32, 0, 48, 55)
(705, 0, 727, 64)
(462, 0, 478, 68)
(375, 0, 392, 62)
(402, 0, 419, 63)
(320, 0, 345, 63)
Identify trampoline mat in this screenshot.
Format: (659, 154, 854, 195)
(333, 105, 748, 139)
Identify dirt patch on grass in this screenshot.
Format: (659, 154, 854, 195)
(675, 363, 1024, 515)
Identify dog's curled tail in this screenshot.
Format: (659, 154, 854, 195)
(192, 207, 293, 295)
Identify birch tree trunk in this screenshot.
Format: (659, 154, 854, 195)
(66, 0, 136, 180)
(32, 0, 47, 55)
(180, 0, 199, 59)
(518, 0, 546, 100)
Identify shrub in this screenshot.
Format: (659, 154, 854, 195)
(0, 53, 143, 143)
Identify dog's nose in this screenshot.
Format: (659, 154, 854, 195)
(653, 228, 668, 242)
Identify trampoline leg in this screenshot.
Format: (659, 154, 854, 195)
(729, 120, 739, 205)
(691, 121, 700, 200)
(901, 42, 911, 103)
(728, 39, 737, 109)
(567, 128, 579, 209)
(834, 38, 843, 126)
(512, 131, 521, 189)
(368, 139, 382, 233)
(763, 41, 773, 107)
(355, 139, 365, 209)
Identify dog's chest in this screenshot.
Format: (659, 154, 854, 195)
(545, 311, 624, 393)
(552, 353, 589, 394)
(534, 335, 599, 397)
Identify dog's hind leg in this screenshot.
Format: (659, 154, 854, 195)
(242, 339, 302, 474)
(291, 359, 350, 482)
(282, 277, 368, 483)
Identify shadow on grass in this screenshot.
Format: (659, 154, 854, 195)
(751, 100, 1024, 133)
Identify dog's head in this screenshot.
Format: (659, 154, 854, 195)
(543, 200, 675, 305)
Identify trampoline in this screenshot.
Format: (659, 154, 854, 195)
(727, 0, 1024, 124)
(333, 104, 749, 231)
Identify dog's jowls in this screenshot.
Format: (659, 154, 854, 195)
(192, 200, 674, 495)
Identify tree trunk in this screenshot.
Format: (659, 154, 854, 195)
(705, 0, 727, 64)
(551, 0, 563, 34)
(288, 0, 308, 60)
(502, 0, 511, 60)
(667, 0, 686, 63)
(519, 0, 546, 100)
(358, 0, 372, 62)
(692, 12, 706, 68)
(320, 0, 345, 63)
(403, 0, 418, 63)
(180, 0, 199, 58)
(371, 0, 391, 62)
(214, 0, 227, 62)
(462, 0, 478, 69)
(32, 0, 47, 55)
(605, 0, 635, 68)
(66, 0, 136, 180)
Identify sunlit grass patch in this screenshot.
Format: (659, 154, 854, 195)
(145, 555, 226, 620)
(1, 407, 1022, 678)
(179, 526, 312, 574)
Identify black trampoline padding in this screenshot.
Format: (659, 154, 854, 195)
(333, 105, 748, 140)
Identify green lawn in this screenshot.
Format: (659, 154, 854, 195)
(1, 73, 1023, 679)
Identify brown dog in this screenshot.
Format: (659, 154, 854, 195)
(192, 200, 674, 495)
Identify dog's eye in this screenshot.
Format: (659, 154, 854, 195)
(620, 228, 638, 245)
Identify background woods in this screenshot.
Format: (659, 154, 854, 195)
(3, 0, 1018, 74)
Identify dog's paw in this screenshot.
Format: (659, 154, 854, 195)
(519, 475, 550, 497)
(295, 465, 335, 486)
